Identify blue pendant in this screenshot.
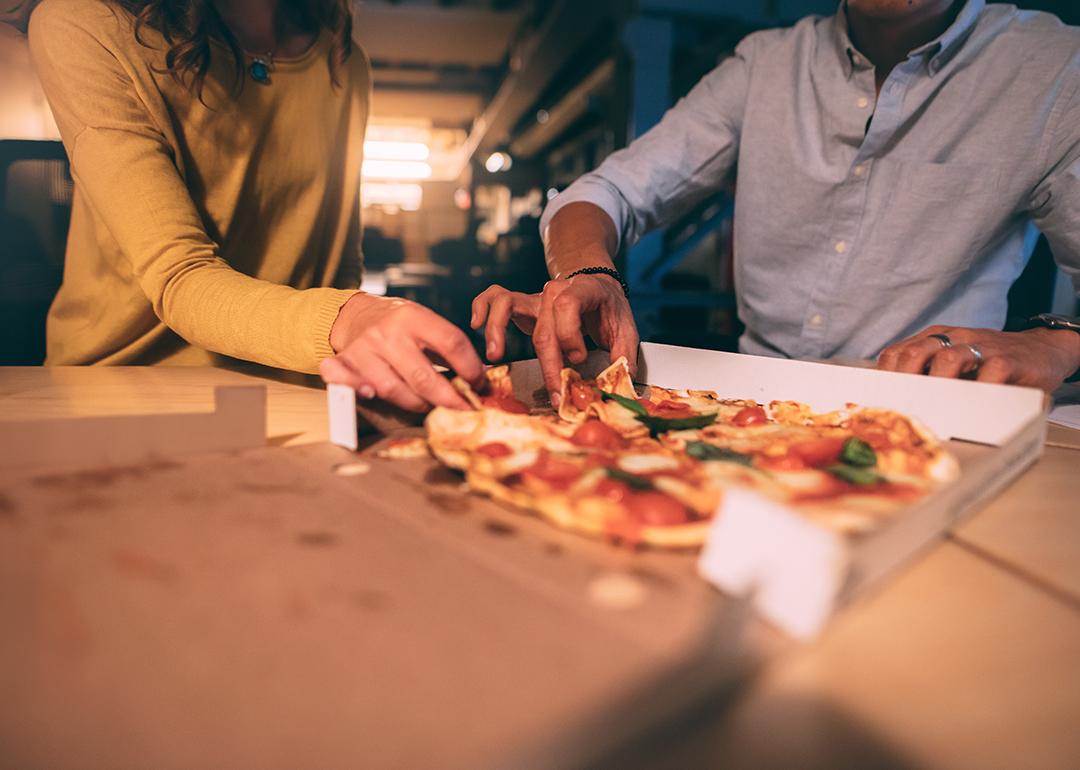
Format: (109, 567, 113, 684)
(250, 58, 271, 84)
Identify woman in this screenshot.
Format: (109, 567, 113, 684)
(28, 0, 483, 410)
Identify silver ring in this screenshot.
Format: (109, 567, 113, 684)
(928, 333, 952, 349)
(964, 343, 984, 369)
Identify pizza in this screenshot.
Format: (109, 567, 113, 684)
(418, 357, 958, 548)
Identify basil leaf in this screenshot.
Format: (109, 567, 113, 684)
(840, 437, 877, 468)
(636, 412, 718, 436)
(685, 441, 753, 466)
(604, 467, 653, 490)
(599, 390, 649, 417)
(826, 464, 885, 486)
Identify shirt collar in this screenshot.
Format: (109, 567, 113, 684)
(833, 0, 985, 79)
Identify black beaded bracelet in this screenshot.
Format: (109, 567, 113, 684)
(564, 266, 630, 298)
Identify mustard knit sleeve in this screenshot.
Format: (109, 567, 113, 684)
(28, 4, 355, 373)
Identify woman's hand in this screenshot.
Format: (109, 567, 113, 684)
(877, 325, 1080, 392)
(321, 294, 486, 412)
(471, 273, 640, 405)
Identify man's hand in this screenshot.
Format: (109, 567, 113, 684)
(320, 293, 485, 412)
(877, 324, 1080, 391)
(471, 273, 640, 405)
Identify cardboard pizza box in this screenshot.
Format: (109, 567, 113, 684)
(328, 342, 1048, 639)
(0, 437, 763, 770)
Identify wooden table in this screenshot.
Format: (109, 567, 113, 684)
(1, 366, 1078, 769)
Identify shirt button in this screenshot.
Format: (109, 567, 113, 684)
(853, 164, 866, 177)
(835, 241, 848, 254)
(856, 96, 870, 109)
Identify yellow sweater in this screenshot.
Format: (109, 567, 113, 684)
(29, 0, 369, 372)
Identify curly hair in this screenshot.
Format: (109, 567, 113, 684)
(110, 0, 353, 99)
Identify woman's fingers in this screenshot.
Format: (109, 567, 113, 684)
(414, 311, 486, 390)
(385, 336, 473, 410)
(330, 349, 430, 412)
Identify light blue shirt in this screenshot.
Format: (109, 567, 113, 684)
(540, 0, 1080, 360)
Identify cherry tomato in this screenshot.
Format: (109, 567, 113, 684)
(732, 406, 768, 426)
(789, 437, 846, 468)
(523, 451, 581, 490)
(569, 381, 598, 411)
(594, 478, 630, 503)
(570, 420, 628, 451)
(477, 442, 512, 459)
(481, 395, 530, 414)
(625, 491, 691, 526)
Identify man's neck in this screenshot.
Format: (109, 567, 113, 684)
(846, 1, 962, 87)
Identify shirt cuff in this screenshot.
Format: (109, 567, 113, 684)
(539, 176, 632, 256)
(311, 288, 358, 369)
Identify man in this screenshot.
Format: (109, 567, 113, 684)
(472, 0, 1080, 404)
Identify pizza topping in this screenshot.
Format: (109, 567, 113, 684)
(789, 437, 847, 468)
(569, 381, 600, 411)
(604, 466, 653, 490)
(624, 491, 691, 526)
(839, 437, 877, 467)
(732, 406, 768, 427)
(636, 411, 718, 436)
(685, 441, 753, 466)
(571, 420, 628, 451)
(481, 394, 530, 414)
(616, 453, 681, 475)
(523, 451, 583, 490)
(601, 391, 649, 416)
(825, 464, 887, 486)
(477, 442, 513, 459)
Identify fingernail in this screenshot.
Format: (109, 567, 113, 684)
(358, 385, 376, 399)
(470, 313, 478, 327)
(487, 342, 498, 357)
(550, 392, 561, 408)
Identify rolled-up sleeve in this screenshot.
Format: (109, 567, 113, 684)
(1031, 69, 1080, 297)
(540, 36, 754, 252)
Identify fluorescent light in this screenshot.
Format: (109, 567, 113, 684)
(364, 140, 430, 162)
(361, 182, 423, 211)
(361, 160, 433, 181)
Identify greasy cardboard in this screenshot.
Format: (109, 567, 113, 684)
(0, 438, 762, 769)
(329, 343, 1048, 638)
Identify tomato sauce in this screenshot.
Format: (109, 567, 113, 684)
(569, 381, 599, 411)
(476, 442, 513, 459)
(481, 395, 530, 414)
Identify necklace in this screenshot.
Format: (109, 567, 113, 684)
(249, 50, 274, 84)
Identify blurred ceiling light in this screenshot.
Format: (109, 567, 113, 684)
(361, 160, 433, 181)
(484, 151, 512, 174)
(364, 140, 431, 162)
(361, 182, 423, 212)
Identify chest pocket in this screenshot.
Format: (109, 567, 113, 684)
(888, 161, 1004, 279)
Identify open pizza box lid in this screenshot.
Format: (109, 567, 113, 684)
(327, 342, 1048, 639)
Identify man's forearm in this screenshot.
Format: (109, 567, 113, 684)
(544, 202, 620, 280)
